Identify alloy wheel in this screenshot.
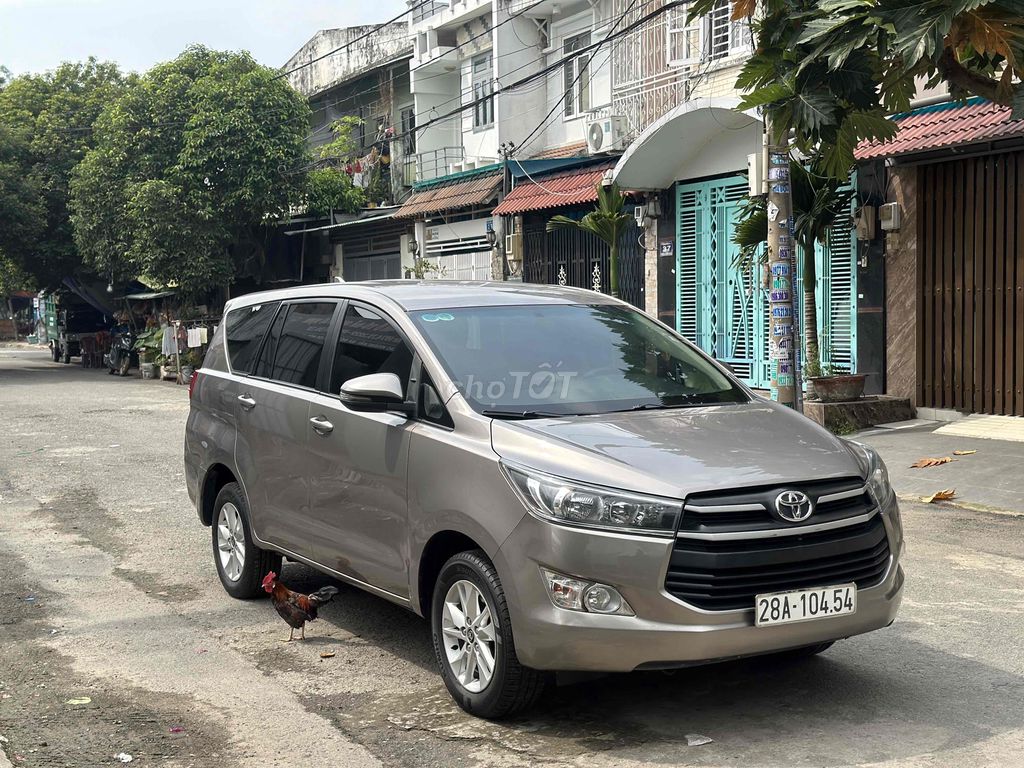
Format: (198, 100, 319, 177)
(216, 502, 246, 582)
(441, 579, 497, 693)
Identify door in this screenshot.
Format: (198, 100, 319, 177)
(918, 153, 1024, 415)
(675, 175, 857, 388)
(305, 302, 415, 598)
(233, 300, 339, 558)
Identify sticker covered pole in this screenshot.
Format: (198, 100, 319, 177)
(765, 119, 797, 409)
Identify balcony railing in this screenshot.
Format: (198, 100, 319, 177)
(411, 0, 449, 23)
(404, 146, 465, 184)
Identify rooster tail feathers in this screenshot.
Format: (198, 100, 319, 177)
(309, 586, 339, 606)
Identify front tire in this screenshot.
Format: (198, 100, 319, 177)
(431, 550, 547, 719)
(211, 482, 281, 599)
(119, 355, 131, 376)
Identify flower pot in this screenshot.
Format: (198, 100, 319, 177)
(181, 365, 194, 380)
(140, 363, 157, 379)
(809, 374, 866, 403)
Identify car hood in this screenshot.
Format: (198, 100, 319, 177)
(490, 399, 865, 499)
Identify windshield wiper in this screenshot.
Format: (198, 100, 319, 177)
(481, 408, 578, 420)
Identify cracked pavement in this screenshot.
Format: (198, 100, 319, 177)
(1, 345, 1023, 767)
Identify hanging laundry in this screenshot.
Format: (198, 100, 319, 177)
(199, 327, 208, 345)
(187, 328, 201, 348)
(161, 325, 176, 356)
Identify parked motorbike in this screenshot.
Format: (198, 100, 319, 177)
(105, 330, 135, 377)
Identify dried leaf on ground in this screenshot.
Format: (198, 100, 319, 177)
(952, 449, 977, 456)
(910, 456, 954, 468)
(319, 651, 336, 659)
(921, 489, 957, 503)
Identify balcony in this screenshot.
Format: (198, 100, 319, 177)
(411, 0, 449, 24)
(404, 146, 465, 184)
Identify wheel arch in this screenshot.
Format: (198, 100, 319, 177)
(199, 463, 239, 526)
(415, 529, 491, 618)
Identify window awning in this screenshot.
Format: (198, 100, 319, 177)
(493, 161, 615, 216)
(612, 97, 761, 190)
(856, 98, 1024, 160)
(395, 171, 503, 219)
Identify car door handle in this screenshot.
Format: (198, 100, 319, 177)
(309, 416, 334, 435)
(237, 394, 257, 410)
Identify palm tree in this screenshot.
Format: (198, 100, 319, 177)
(733, 161, 853, 376)
(546, 183, 631, 299)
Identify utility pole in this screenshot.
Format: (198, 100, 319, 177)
(764, 119, 797, 409)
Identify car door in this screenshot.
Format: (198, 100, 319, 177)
(233, 300, 340, 559)
(305, 301, 415, 599)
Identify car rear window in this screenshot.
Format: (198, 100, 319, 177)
(225, 302, 279, 375)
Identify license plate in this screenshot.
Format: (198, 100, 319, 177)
(755, 584, 856, 627)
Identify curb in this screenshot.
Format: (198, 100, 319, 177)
(896, 492, 1024, 518)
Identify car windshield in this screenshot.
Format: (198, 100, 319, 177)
(410, 303, 747, 417)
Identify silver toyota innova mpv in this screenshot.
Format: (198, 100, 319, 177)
(185, 281, 904, 718)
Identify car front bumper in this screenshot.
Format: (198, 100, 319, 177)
(495, 496, 904, 672)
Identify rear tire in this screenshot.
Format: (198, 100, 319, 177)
(119, 355, 131, 376)
(211, 482, 281, 599)
(431, 550, 547, 719)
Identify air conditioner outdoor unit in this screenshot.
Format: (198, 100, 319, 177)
(586, 116, 627, 155)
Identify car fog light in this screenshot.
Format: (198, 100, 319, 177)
(584, 584, 623, 614)
(541, 569, 633, 615)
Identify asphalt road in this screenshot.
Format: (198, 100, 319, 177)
(1, 345, 1023, 768)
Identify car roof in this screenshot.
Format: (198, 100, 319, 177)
(223, 280, 624, 313)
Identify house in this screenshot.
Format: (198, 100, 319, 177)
(856, 97, 1024, 418)
(281, 24, 416, 282)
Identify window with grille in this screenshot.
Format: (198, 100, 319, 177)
(472, 54, 494, 129)
(667, 1, 752, 67)
(562, 32, 591, 118)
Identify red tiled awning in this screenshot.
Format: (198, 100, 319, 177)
(856, 98, 1024, 160)
(493, 162, 614, 216)
(529, 141, 588, 160)
(395, 171, 502, 219)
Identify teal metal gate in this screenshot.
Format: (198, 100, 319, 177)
(676, 175, 857, 389)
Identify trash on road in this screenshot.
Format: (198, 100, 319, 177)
(319, 651, 336, 659)
(169, 726, 185, 734)
(65, 697, 91, 705)
(910, 456, 954, 468)
(685, 733, 713, 746)
(921, 489, 957, 503)
(952, 449, 977, 456)
(114, 753, 133, 763)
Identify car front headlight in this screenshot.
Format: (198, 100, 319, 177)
(501, 462, 681, 536)
(846, 441, 893, 506)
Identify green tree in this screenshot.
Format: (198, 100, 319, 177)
(305, 168, 365, 217)
(692, 0, 1024, 178)
(547, 183, 632, 299)
(733, 162, 853, 375)
(0, 59, 128, 285)
(71, 46, 311, 295)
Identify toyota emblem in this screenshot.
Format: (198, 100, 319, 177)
(775, 490, 813, 522)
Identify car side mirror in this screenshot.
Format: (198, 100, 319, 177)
(340, 373, 413, 415)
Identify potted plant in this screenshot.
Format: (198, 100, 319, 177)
(133, 327, 163, 379)
(805, 358, 866, 402)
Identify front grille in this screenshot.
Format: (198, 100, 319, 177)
(666, 480, 891, 611)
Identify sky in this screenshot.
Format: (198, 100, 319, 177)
(0, 0, 409, 76)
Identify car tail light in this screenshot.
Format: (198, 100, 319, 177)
(188, 369, 200, 399)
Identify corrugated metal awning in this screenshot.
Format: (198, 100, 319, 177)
(395, 171, 502, 219)
(856, 98, 1024, 160)
(493, 161, 615, 216)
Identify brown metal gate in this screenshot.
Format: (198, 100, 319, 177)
(918, 151, 1024, 415)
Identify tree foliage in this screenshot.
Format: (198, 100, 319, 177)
(547, 183, 631, 298)
(0, 59, 128, 286)
(690, 0, 1024, 177)
(305, 168, 366, 217)
(70, 46, 311, 295)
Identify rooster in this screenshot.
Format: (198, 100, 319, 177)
(262, 571, 339, 641)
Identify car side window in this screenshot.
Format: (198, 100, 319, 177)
(253, 305, 286, 380)
(330, 304, 413, 396)
(259, 302, 336, 388)
(225, 301, 280, 375)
